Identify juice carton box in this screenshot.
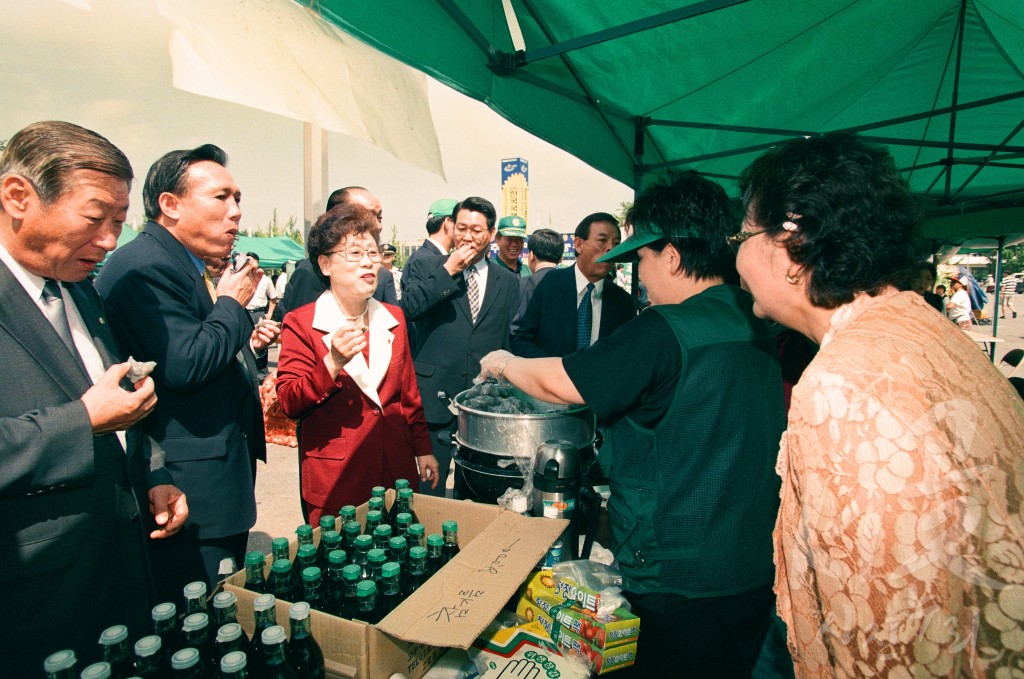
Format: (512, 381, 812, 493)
(517, 598, 637, 674)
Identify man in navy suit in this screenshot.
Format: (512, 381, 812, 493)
(0, 121, 187, 674)
(515, 227, 564, 320)
(512, 213, 635, 357)
(97, 144, 279, 604)
(401, 196, 520, 496)
(400, 198, 456, 300)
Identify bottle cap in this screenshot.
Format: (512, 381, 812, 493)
(272, 537, 290, 552)
(271, 558, 292, 573)
(373, 524, 393, 538)
(152, 601, 177, 621)
(340, 504, 357, 518)
(543, 505, 558, 518)
(262, 625, 287, 646)
(396, 512, 413, 526)
(355, 534, 373, 548)
(395, 478, 410, 490)
(344, 520, 362, 535)
(382, 562, 400, 577)
(510, 494, 529, 513)
(408, 523, 425, 536)
(216, 622, 242, 643)
(289, 601, 311, 620)
(296, 524, 313, 538)
(328, 549, 348, 565)
(368, 548, 387, 563)
(342, 564, 362, 581)
(99, 624, 128, 645)
(366, 509, 383, 522)
(323, 529, 341, 544)
(442, 520, 458, 532)
(181, 613, 209, 632)
(356, 580, 378, 597)
(213, 591, 236, 609)
(183, 581, 207, 599)
(368, 497, 384, 510)
(245, 551, 266, 566)
(371, 485, 386, 497)
(254, 593, 276, 612)
(389, 536, 408, 550)
(80, 661, 112, 679)
(302, 566, 322, 582)
(43, 650, 76, 673)
(409, 546, 428, 559)
(171, 647, 200, 670)
(298, 543, 317, 558)
(134, 635, 162, 658)
(319, 515, 336, 530)
(220, 650, 247, 673)
(399, 487, 414, 500)
(427, 533, 444, 547)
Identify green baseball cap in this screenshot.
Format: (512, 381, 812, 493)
(428, 198, 457, 218)
(497, 215, 527, 237)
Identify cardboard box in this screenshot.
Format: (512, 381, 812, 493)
(226, 493, 566, 678)
(517, 593, 640, 649)
(516, 599, 637, 674)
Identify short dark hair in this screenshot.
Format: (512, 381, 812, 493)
(527, 229, 563, 264)
(453, 197, 496, 229)
(0, 121, 133, 206)
(246, 252, 260, 263)
(627, 171, 737, 282)
(426, 213, 449, 236)
(326, 186, 367, 211)
(143, 144, 227, 220)
(573, 212, 619, 240)
(740, 132, 921, 309)
(307, 203, 379, 284)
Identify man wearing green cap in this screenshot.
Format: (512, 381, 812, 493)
(400, 198, 456, 300)
(493, 215, 529, 278)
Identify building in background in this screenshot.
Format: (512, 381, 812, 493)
(501, 157, 529, 223)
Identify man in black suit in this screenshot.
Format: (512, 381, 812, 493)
(0, 121, 187, 674)
(97, 144, 279, 604)
(512, 213, 635, 357)
(400, 198, 456, 299)
(515, 227, 564, 319)
(280, 186, 396, 316)
(401, 197, 520, 496)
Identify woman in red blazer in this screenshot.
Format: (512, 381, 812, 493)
(276, 204, 438, 525)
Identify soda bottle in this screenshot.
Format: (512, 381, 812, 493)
(390, 480, 411, 524)
(366, 548, 387, 590)
(243, 551, 268, 594)
(387, 535, 409, 590)
(317, 515, 337, 535)
(43, 649, 77, 679)
(258, 625, 298, 679)
(180, 613, 217, 677)
(183, 581, 208, 616)
(152, 602, 179, 663)
(170, 647, 204, 679)
(354, 580, 382, 624)
(366, 497, 386, 525)
(393, 488, 419, 526)
(405, 546, 429, 597)
(98, 624, 134, 679)
(271, 537, 291, 565)
(337, 505, 357, 528)
(133, 635, 169, 678)
(369, 485, 387, 511)
(295, 525, 314, 552)
(295, 544, 318, 579)
(214, 623, 247, 662)
(219, 650, 247, 678)
(352, 535, 373, 581)
(425, 534, 444, 576)
(300, 567, 327, 613)
(340, 564, 362, 620)
(440, 520, 461, 564)
(249, 593, 277, 667)
(286, 602, 325, 679)
(269, 559, 296, 602)
(316, 531, 341, 573)
(341, 521, 361, 563)
(394, 512, 413, 540)
(81, 662, 113, 679)
(325, 550, 348, 617)
(407, 523, 425, 550)
(380, 562, 403, 617)
(212, 592, 250, 645)
(362, 510, 383, 536)
(293, 526, 314, 578)
(371, 523, 393, 552)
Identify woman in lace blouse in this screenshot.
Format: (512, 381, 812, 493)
(734, 132, 1024, 678)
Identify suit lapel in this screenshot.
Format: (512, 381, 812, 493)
(142, 221, 211, 317)
(0, 262, 92, 399)
(474, 260, 503, 325)
(561, 267, 578, 350)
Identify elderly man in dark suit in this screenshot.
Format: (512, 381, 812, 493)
(512, 213, 635, 357)
(401, 196, 520, 496)
(97, 143, 279, 605)
(0, 121, 187, 674)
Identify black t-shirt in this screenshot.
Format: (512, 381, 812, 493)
(562, 310, 682, 429)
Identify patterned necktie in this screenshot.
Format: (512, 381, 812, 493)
(577, 282, 595, 350)
(465, 266, 481, 323)
(41, 279, 78, 355)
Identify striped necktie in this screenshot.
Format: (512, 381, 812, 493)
(465, 266, 481, 323)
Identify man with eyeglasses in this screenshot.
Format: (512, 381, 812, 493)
(401, 196, 521, 496)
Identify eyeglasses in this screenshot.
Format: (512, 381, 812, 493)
(725, 229, 765, 251)
(453, 224, 490, 237)
(325, 247, 382, 263)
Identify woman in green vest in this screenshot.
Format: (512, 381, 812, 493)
(481, 172, 787, 678)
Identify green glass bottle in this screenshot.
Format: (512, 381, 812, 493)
(271, 537, 291, 565)
(183, 581, 208, 616)
(366, 496, 386, 520)
(269, 558, 296, 602)
(295, 524, 315, 551)
(301, 566, 327, 613)
(354, 580, 382, 624)
(170, 648, 204, 679)
(371, 523, 393, 552)
(43, 649, 77, 679)
(340, 564, 362, 620)
(132, 635, 169, 678)
(325, 550, 348, 617)
(405, 546, 429, 597)
(316, 530, 341, 573)
(99, 624, 134, 679)
(259, 625, 298, 679)
(243, 551, 268, 594)
(395, 512, 413, 540)
(250, 593, 277, 668)
(295, 544, 318, 579)
(366, 548, 387, 590)
(369, 485, 387, 507)
(286, 602, 325, 679)
(388, 535, 409, 590)
(212, 591, 250, 645)
(80, 661, 113, 679)
(425, 533, 444, 576)
(317, 514, 337, 535)
(407, 523, 426, 550)
(180, 613, 216, 677)
(380, 562, 403, 617)
(337, 505, 357, 527)
(363, 509, 383, 536)
(393, 488, 419, 526)
(341, 521, 361, 564)
(214, 622, 247, 663)
(219, 650, 247, 678)
(151, 602, 178, 664)
(353, 534, 373, 581)
(293, 525, 314, 583)
(440, 520, 461, 564)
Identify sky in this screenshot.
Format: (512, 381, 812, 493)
(0, 0, 634, 243)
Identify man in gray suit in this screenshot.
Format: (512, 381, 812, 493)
(0, 121, 187, 674)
